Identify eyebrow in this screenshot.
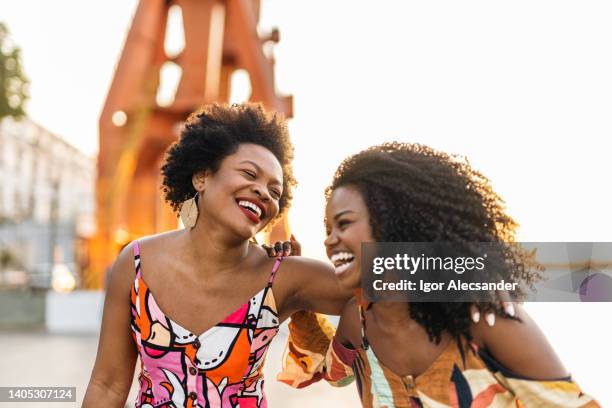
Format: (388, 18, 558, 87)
(239, 160, 282, 186)
(240, 160, 261, 170)
(333, 210, 355, 221)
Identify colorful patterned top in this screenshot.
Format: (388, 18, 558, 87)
(278, 309, 600, 407)
(130, 241, 283, 408)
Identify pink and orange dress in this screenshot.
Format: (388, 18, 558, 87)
(129, 241, 283, 408)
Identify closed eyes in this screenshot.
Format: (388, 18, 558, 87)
(242, 169, 256, 179)
(241, 169, 281, 199)
(270, 189, 281, 200)
(324, 220, 350, 236)
(338, 219, 352, 229)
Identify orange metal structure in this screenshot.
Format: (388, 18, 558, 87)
(88, 0, 292, 288)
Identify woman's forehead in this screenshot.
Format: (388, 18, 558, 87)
(224, 143, 283, 177)
(327, 186, 365, 213)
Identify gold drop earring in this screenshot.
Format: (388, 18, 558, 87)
(180, 192, 199, 229)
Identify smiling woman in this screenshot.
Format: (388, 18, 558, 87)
(83, 103, 353, 408)
(280, 142, 601, 407)
(160, 103, 295, 226)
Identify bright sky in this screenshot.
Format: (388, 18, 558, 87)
(4, 0, 612, 246)
(3, 1, 612, 402)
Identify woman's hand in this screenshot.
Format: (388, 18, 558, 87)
(470, 294, 517, 326)
(262, 234, 301, 257)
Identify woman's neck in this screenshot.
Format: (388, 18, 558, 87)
(183, 217, 253, 277)
(369, 301, 414, 331)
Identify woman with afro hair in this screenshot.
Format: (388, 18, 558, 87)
(84, 103, 354, 407)
(278, 142, 599, 407)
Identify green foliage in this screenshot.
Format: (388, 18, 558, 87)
(0, 22, 29, 121)
(0, 247, 23, 269)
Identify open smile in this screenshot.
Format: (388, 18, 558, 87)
(236, 198, 265, 224)
(330, 251, 356, 275)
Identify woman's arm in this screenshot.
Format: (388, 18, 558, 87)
(266, 237, 513, 321)
(278, 303, 358, 389)
(278, 256, 354, 317)
(82, 244, 138, 407)
(263, 236, 352, 317)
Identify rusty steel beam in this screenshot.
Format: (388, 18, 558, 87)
(89, 0, 292, 288)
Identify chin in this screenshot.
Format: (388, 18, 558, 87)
(227, 222, 257, 241)
(337, 268, 362, 291)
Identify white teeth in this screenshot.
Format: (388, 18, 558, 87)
(238, 200, 262, 218)
(330, 252, 355, 264)
(334, 260, 354, 275)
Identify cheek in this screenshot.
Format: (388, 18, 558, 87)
(213, 177, 245, 206)
(349, 223, 374, 246)
(227, 173, 248, 190)
(202, 180, 236, 213)
(270, 201, 280, 219)
(201, 192, 227, 218)
(359, 221, 375, 243)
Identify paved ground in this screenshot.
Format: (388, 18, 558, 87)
(0, 327, 360, 408)
(1, 303, 610, 407)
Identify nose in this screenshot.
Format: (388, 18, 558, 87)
(324, 229, 339, 252)
(252, 183, 271, 202)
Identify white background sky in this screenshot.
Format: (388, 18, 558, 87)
(3, 1, 612, 403)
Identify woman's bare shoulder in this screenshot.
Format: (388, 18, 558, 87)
(266, 254, 335, 293)
(470, 304, 568, 379)
(137, 230, 184, 252)
(105, 241, 138, 289)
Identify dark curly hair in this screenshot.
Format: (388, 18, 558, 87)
(161, 103, 296, 226)
(326, 142, 541, 343)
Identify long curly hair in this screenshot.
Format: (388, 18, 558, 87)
(161, 103, 296, 226)
(326, 142, 541, 343)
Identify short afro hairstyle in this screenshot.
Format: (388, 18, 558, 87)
(326, 142, 541, 343)
(161, 103, 296, 226)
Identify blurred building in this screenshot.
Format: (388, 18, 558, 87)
(0, 117, 95, 288)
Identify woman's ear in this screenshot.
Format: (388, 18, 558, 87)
(192, 170, 208, 192)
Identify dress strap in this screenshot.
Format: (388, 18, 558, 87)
(358, 304, 370, 350)
(267, 256, 284, 286)
(355, 288, 396, 405)
(355, 289, 371, 350)
(131, 240, 143, 353)
(132, 240, 142, 279)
